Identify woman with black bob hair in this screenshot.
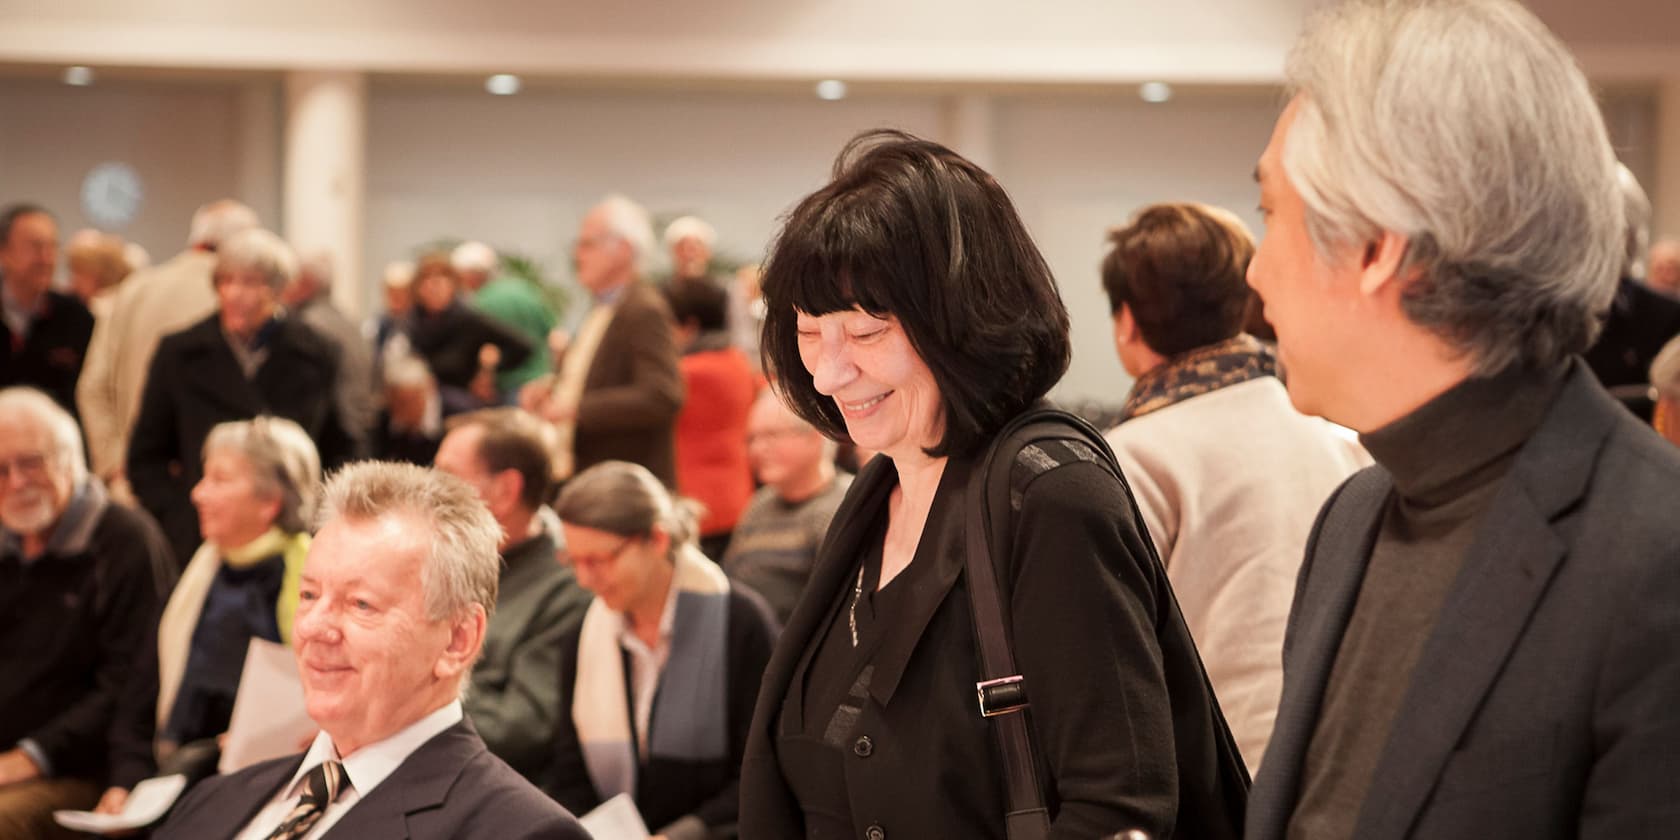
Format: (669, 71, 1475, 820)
(739, 129, 1247, 839)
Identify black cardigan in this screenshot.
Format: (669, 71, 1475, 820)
(739, 434, 1246, 839)
(548, 586, 777, 838)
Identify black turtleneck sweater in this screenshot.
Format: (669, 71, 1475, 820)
(1287, 362, 1568, 840)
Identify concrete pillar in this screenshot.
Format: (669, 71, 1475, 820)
(283, 70, 367, 319)
(235, 80, 282, 230)
(944, 94, 998, 172)
(1653, 79, 1680, 242)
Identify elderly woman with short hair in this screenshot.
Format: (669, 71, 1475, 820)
(98, 416, 322, 815)
(548, 460, 778, 840)
(126, 228, 362, 564)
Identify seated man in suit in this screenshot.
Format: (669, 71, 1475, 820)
(1244, 2, 1680, 839)
(155, 461, 587, 840)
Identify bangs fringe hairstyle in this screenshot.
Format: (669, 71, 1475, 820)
(759, 128, 1071, 458)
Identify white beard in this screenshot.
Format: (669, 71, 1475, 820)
(0, 490, 57, 536)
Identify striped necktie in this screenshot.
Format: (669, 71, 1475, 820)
(264, 760, 347, 840)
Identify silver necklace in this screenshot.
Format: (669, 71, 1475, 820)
(848, 563, 865, 647)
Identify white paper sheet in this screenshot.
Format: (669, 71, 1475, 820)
(578, 792, 650, 840)
(53, 773, 188, 833)
(218, 637, 316, 773)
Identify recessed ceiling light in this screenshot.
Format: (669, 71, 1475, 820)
(64, 66, 95, 87)
(486, 74, 522, 96)
(1139, 81, 1173, 104)
(815, 79, 848, 101)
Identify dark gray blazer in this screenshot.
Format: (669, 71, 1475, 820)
(1247, 361, 1680, 840)
(154, 718, 587, 840)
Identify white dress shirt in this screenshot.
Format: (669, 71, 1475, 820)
(234, 700, 464, 840)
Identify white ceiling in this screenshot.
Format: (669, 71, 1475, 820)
(0, 1, 1673, 85)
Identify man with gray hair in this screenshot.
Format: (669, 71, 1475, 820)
(77, 200, 261, 501)
(522, 195, 683, 485)
(1245, 2, 1680, 839)
(0, 387, 174, 838)
(128, 229, 363, 564)
(155, 461, 587, 839)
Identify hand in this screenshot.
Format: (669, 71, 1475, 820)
(95, 787, 130, 815)
(0, 748, 41, 786)
(517, 379, 551, 413)
(469, 369, 499, 403)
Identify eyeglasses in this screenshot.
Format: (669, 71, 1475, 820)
(562, 535, 639, 572)
(0, 453, 49, 482)
(746, 427, 811, 446)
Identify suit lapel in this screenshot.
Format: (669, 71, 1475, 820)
(320, 720, 482, 840)
(1251, 468, 1390, 840)
(1353, 362, 1612, 840)
(219, 755, 307, 837)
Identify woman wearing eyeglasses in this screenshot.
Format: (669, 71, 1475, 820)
(548, 460, 778, 840)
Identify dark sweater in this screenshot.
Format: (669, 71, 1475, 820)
(1287, 363, 1567, 840)
(0, 288, 95, 420)
(0, 480, 174, 782)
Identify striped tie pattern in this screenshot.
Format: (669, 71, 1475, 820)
(263, 760, 347, 840)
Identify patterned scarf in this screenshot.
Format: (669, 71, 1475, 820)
(1118, 334, 1278, 423)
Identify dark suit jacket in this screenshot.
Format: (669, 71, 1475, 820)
(155, 718, 588, 840)
(741, 433, 1244, 839)
(1247, 360, 1680, 840)
(127, 313, 365, 563)
(0, 288, 94, 419)
(574, 281, 684, 486)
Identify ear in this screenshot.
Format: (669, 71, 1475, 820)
(488, 469, 523, 517)
(648, 527, 672, 559)
(435, 603, 487, 681)
(1357, 230, 1410, 297)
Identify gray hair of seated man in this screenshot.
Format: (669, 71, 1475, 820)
(315, 461, 502, 624)
(202, 416, 322, 535)
(1282, 0, 1622, 375)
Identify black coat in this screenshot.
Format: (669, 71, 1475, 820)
(155, 718, 588, 840)
(740, 431, 1245, 840)
(0, 288, 94, 419)
(126, 313, 363, 563)
(1247, 361, 1680, 840)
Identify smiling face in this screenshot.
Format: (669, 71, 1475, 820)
(191, 448, 282, 549)
(1249, 97, 1371, 422)
(794, 308, 944, 462)
(293, 512, 479, 756)
(0, 413, 72, 538)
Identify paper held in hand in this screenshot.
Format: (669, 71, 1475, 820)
(578, 792, 650, 840)
(53, 774, 188, 834)
(220, 637, 316, 773)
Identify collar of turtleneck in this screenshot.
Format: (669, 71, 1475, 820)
(1359, 360, 1569, 508)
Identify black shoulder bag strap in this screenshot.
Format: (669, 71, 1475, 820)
(962, 407, 1082, 840)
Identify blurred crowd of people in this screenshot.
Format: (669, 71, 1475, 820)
(4, 0, 1680, 838)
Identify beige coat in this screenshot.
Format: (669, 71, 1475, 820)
(76, 250, 218, 484)
(1106, 376, 1369, 775)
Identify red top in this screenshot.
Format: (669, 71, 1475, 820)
(674, 346, 763, 536)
